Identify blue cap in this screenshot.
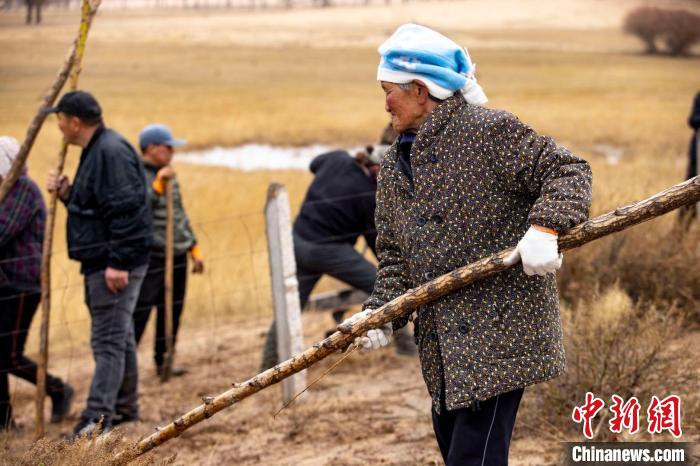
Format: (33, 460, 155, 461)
(138, 124, 186, 150)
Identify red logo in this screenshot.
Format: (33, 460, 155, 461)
(572, 393, 682, 439)
(609, 395, 641, 435)
(647, 395, 682, 438)
(572, 392, 605, 439)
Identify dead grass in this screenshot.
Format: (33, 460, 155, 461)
(0, 2, 699, 463)
(522, 286, 699, 443)
(3, 429, 173, 466)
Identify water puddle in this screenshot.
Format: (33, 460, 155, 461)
(176, 143, 356, 171)
(590, 143, 625, 165)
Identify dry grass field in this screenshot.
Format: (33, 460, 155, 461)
(1, 0, 700, 464)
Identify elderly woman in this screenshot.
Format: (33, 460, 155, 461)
(0, 136, 73, 429)
(343, 24, 592, 465)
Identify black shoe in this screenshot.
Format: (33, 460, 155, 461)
(394, 339, 418, 356)
(156, 366, 188, 378)
(69, 416, 111, 440)
(111, 412, 139, 426)
(0, 417, 18, 431)
(331, 309, 347, 324)
(50, 383, 74, 423)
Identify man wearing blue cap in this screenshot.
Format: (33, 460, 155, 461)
(342, 24, 592, 465)
(131, 124, 203, 388)
(46, 90, 152, 438)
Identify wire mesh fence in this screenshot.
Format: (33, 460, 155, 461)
(3, 186, 379, 436)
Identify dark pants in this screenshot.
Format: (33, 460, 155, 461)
(0, 288, 65, 428)
(261, 234, 377, 369)
(432, 388, 524, 466)
(81, 265, 146, 422)
(679, 132, 699, 225)
(25, 0, 41, 23)
(294, 235, 377, 309)
(133, 254, 188, 368)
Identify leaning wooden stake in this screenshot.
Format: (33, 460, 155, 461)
(0, 0, 100, 204)
(35, 0, 100, 440)
(114, 175, 700, 463)
(161, 178, 175, 382)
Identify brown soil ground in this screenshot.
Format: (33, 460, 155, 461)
(1, 311, 569, 465)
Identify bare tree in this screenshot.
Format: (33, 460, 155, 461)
(661, 9, 700, 56)
(624, 7, 661, 53)
(624, 7, 700, 56)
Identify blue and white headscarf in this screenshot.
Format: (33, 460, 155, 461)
(377, 24, 488, 105)
(0, 136, 20, 178)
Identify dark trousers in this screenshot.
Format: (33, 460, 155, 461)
(261, 234, 377, 369)
(679, 132, 699, 225)
(81, 265, 146, 422)
(133, 254, 188, 368)
(432, 388, 524, 466)
(0, 288, 64, 428)
(24, 0, 41, 23)
(294, 235, 377, 309)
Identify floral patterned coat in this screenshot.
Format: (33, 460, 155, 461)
(363, 95, 592, 412)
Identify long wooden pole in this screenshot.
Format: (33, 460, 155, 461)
(0, 0, 100, 204)
(161, 178, 175, 382)
(114, 175, 700, 463)
(35, 0, 101, 440)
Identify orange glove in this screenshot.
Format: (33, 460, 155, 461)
(189, 244, 204, 274)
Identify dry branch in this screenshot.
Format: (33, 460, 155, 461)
(115, 175, 700, 463)
(35, 0, 101, 439)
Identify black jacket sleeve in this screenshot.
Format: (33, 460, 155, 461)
(93, 141, 152, 270)
(689, 92, 700, 130)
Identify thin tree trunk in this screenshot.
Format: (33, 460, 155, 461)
(114, 175, 700, 463)
(35, 0, 100, 440)
(161, 178, 175, 382)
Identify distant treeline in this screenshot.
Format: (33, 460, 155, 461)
(1, 0, 422, 10)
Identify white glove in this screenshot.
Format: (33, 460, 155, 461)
(504, 226, 563, 276)
(357, 326, 393, 352)
(340, 309, 393, 352)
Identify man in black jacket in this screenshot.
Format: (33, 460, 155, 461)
(46, 91, 152, 438)
(260, 125, 416, 370)
(680, 91, 700, 224)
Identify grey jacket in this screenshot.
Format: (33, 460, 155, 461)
(143, 162, 197, 257)
(364, 95, 592, 412)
